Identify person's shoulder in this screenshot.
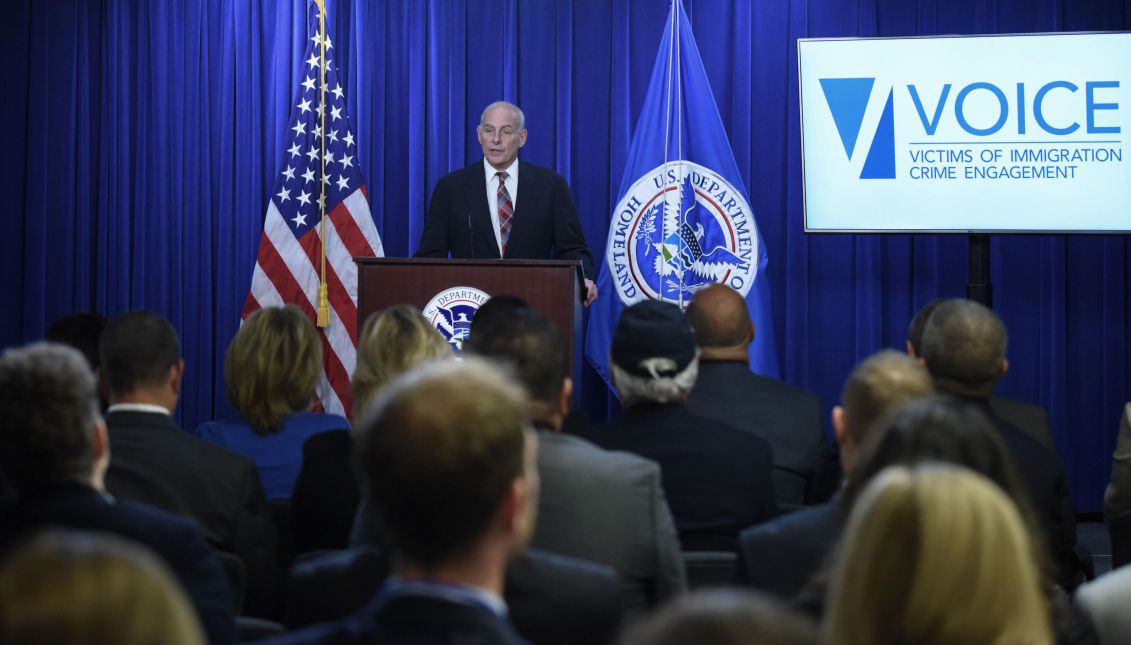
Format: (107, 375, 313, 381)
(741, 501, 839, 544)
(541, 431, 660, 476)
(192, 416, 249, 439)
(748, 372, 821, 405)
(290, 411, 350, 432)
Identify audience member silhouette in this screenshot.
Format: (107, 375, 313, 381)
(0, 343, 235, 644)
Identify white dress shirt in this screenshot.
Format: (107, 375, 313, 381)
(482, 158, 519, 255)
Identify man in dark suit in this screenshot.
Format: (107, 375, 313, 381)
(586, 300, 777, 552)
(268, 359, 534, 644)
(0, 343, 236, 644)
(907, 298, 1054, 449)
(685, 284, 828, 511)
(99, 310, 279, 616)
(415, 101, 598, 305)
(919, 298, 1081, 590)
(464, 305, 685, 614)
(734, 350, 933, 598)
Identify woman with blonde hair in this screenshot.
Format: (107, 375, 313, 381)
(0, 530, 205, 645)
(824, 463, 1053, 645)
(351, 304, 451, 419)
(194, 305, 348, 500)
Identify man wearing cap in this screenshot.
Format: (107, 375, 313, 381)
(584, 301, 778, 552)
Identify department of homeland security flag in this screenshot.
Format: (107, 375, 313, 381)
(243, 1, 384, 417)
(585, 0, 779, 388)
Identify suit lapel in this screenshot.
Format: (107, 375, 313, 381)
(466, 162, 500, 259)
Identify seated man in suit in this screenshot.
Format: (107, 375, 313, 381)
(415, 100, 598, 305)
(685, 284, 827, 511)
(919, 298, 1080, 590)
(0, 343, 236, 644)
(464, 305, 686, 614)
(269, 359, 536, 644)
(586, 300, 777, 551)
(100, 310, 278, 617)
(734, 350, 933, 598)
(907, 298, 1054, 449)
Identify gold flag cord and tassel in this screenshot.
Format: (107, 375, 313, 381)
(314, 0, 331, 328)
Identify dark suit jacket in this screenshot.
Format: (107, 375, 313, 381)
(734, 500, 841, 600)
(104, 409, 279, 617)
(0, 483, 236, 645)
(531, 429, 685, 614)
(989, 395, 1054, 450)
(283, 547, 620, 645)
(416, 160, 595, 279)
(969, 398, 1079, 590)
(269, 592, 529, 645)
(687, 361, 827, 510)
(585, 403, 778, 551)
(290, 430, 361, 553)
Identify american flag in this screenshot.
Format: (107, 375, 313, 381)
(243, 2, 383, 418)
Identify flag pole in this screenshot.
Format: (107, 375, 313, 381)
(314, 0, 331, 328)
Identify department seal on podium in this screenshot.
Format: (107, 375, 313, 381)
(422, 286, 491, 352)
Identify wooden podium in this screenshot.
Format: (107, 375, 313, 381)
(355, 258, 583, 371)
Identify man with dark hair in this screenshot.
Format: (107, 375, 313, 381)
(918, 298, 1080, 590)
(0, 343, 236, 644)
(685, 284, 827, 510)
(734, 350, 933, 597)
(586, 300, 777, 551)
(273, 359, 536, 644)
(465, 306, 686, 614)
(907, 298, 1053, 449)
(100, 310, 278, 616)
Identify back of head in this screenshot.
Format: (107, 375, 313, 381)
(352, 304, 451, 419)
(468, 295, 530, 339)
(610, 300, 699, 406)
(100, 310, 180, 397)
(826, 464, 1052, 645)
(356, 358, 529, 568)
(840, 350, 933, 445)
(46, 313, 109, 371)
(619, 590, 818, 645)
(686, 284, 752, 351)
(0, 343, 99, 494)
(464, 306, 566, 413)
(905, 299, 946, 357)
(225, 305, 322, 434)
(0, 530, 204, 645)
(919, 299, 1007, 394)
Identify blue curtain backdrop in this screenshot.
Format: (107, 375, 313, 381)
(2, 0, 1129, 512)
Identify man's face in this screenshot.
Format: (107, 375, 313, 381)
(477, 105, 527, 171)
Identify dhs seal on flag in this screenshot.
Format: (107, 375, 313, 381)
(423, 287, 491, 352)
(607, 161, 759, 306)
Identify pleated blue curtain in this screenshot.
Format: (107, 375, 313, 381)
(3, 0, 1128, 511)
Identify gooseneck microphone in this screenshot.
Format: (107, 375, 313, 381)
(467, 213, 475, 259)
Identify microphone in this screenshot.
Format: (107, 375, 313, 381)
(467, 213, 475, 259)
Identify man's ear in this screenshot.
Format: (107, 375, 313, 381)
(832, 406, 847, 447)
(497, 475, 531, 539)
(997, 357, 1009, 380)
(92, 418, 110, 463)
(518, 129, 528, 147)
(558, 377, 573, 419)
(746, 321, 755, 346)
(905, 340, 917, 357)
(169, 359, 185, 395)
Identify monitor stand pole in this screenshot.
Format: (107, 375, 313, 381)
(967, 234, 992, 307)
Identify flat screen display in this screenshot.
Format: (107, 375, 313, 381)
(798, 33, 1131, 233)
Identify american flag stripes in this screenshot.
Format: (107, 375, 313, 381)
(243, 1, 383, 418)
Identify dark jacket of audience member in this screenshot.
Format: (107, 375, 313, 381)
(0, 343, 236, 645)
(685, 285, 828, 510)
(918, 299, 1079, 590)
(99, 310, 280, 617)
(587, 300, 777, 551)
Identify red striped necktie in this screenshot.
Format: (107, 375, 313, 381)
(496, 171, 513, 255)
